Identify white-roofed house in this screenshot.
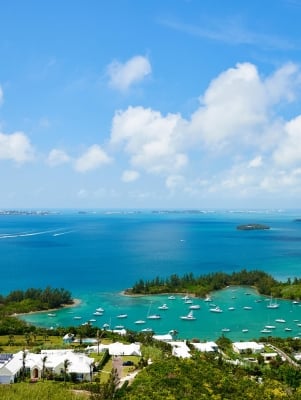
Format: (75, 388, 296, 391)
(191, 341, 219, 353)
(108, 342, 141, 356)
(168, 341, 191, 358)
(232, 341, 264, 354)
(0, 351, 23, 384)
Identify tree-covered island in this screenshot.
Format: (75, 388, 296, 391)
(125, 269, 301, 300)
(0, 286, 73, 317)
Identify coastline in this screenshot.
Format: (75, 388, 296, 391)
(12, 298, 82, 318)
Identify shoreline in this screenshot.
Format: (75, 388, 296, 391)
(12, 298, 82, 318)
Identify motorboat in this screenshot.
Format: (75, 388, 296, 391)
(117, 314, 128, 318)
(158, 304, 169, 310)
(275, 319, 286, 323)
(210, 306, 223, 313)
(221, 328, 230, 332)
(261, 328, 272, 333)
(189, 304, 201, 310)
(147, 314, 161, 320)
(135, 320, 146, 324)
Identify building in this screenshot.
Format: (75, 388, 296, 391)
(0, 350, 94, 384)
(232, 341, 264, 354)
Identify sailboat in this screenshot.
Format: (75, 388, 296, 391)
(147, 302, 161, 319)
(267, 296, 279, 309)
(180, 310, 196, 320)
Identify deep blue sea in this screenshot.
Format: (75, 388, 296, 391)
(1, 209, 301, 340)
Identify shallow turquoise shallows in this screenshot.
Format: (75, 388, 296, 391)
(1, 209, 301, 340)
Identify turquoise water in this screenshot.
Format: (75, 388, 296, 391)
(1, 209, 301, 340)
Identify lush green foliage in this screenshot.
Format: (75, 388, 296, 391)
(122, 354, 299, 400)
(0, 287, 72, 316)
(127, 269, 301, 299)
(0, 381, 87, 400)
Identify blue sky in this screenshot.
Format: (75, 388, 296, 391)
(1, 0, 301, 209)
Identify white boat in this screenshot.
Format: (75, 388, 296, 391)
(185, 299, 193, 304)
(180, 310, 196, 320)
(135, 320, 146, 324)
(275, 319, 286, 323)
(267, 296, 279, 309)
(210, 306, 223, 313)
(168, 295, 176, 300)
(228, 307, 235, 311)
(204, 296, 212, 302)
(73, 316, 82, 320)
(141, 327, 153, 332)
(93, 311, 103, 316)
(103, 323, 110, 328)
(243, 306, 252, 310)
(115, 325, 124, 329)
(242, 329, 249, 333)
(221, 328, 230, 332)
(265, 325, 276, 329)
(96, 307, 104, 312)
(47, 313, 56, 317)
(158, 304, 169, 310)
(293, 301, 299, 304)
(147, 314, 161, 320)
(182, 295, 190, 301)
(117, 314, 128, 318)
(189, 304, 201, 310)
(261, 328, 271, 333)
(285, 327, 292, 331)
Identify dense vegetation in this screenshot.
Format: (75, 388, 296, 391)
(126, 269, 301, 299)
(0, 287, 73, 316)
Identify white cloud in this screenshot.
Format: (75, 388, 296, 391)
(110, 106, 187, 173)
(107, 55, 151, 91)
(248, 155, 263, 168)
(165, 175, 184, 190)
(47, 149, 71, 167)
(74, 145, 112, 172)
(189, 62, 268, 147)
(0, 131, 34, 163)
(273, 115, 301, 166)
(121, 170, 140, 183)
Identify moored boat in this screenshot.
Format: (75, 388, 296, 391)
(180, 310, 196, 320)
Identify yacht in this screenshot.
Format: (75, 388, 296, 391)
(189, 304, 201, 310)
(117, 314, 128, 318)
(180, 310, 196, 320)
(275, 319, 286, 323)
(158, 304, 169, 310)
(147, 314, 161, 320)
(210, 306, 223, 313)
(135, 320, 146, 324)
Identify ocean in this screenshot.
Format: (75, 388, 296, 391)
(1, 209, 301, 341)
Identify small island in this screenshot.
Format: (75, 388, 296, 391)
(236, 223, 270, 231)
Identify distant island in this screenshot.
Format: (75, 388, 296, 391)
(236, 223, 270, 230)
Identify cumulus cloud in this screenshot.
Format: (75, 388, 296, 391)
(107, 55, 151, 91)
(273, 115, 301, 166)
(0, 131, 34, 163)
(121, 170, 140, 183)
(165, 175, 184, 190)
(248, 155, 263, 168)
(111, 106, 187, 173)
(47, 149, 71, 167)
(74, 145, 112, 172)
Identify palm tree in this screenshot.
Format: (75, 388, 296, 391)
(63, 359, 71, 385)
(22, 350, 27, 381)
(42, 355, 47, 381)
